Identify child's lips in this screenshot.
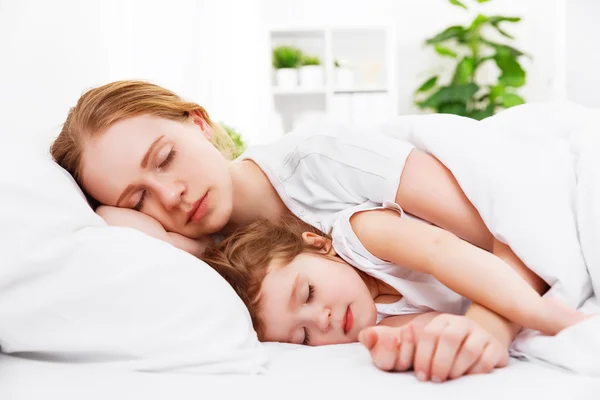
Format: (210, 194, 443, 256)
(343, 306, 354, 335)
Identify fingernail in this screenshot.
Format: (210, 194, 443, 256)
(431, 376, 441, 383)
(416, 372, 427, 381)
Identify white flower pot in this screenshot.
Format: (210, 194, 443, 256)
(299, 65, 324, 88)
(275, 68, 298, 88)
(335, 67, 354, 88)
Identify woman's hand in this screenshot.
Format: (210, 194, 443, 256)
(415, 314, 509, 382)
(166, 231, 214, 259)
(359, 313, 509, 382)
(96, 205, 214, 258)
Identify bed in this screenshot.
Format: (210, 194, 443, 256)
(2, 104, 600, 400)
(1, 344, 598, 400)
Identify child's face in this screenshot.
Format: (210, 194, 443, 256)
(258, 237, 377, 346)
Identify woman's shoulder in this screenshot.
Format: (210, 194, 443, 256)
(242, 118, 414, 169)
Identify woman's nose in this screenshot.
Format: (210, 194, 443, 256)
(154, 180, 185, 210)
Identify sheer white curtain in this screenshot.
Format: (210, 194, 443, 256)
(0, 0, 276, 147)
(126, 0, 277, 145)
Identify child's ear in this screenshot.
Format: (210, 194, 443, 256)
(189, 110, 214, 140)
(301, 232, 337, 256)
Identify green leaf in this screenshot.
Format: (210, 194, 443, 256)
(468, 104, 496, 120)
(488, 16, 521, 24)
(475, 0, 491, 2)
(502, 93, 526, 108)
(475, 93, 490, 103)
(426, 26, 466, 44)
(220, 121, 247, 158)
(476, 55, 495, 67)
(434, 45, 458, 58)
(452, 57, 476, 85)
(482, 40, 526, 58)
(495, 48, 526, 87)
(488, 16, 521, 40)
(272, 46, 302, 69)
(469, 14, 489, 31)
(439, 102, 468, 116)
(301, 55, 321, 66)
(416, 76, 438, 92)
(448, 0, 467, 9)
(489, 83, 506, 103)
(418, 83, 479, 109)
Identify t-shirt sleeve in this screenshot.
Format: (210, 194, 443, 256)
(278, 128, 414, 209)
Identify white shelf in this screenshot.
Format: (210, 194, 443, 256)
(269, 23, 397, 133)
(272, 87, 328, 95)
(271, 86, 389, 95)
(333, 86, 389, 94)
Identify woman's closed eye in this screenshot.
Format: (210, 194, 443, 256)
(157, 149, 177, 170)
(133, 190, 147, 211)
(132, 148, 176, 211)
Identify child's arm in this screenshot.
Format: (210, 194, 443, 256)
(395, 151, 548, 347)
(350, 209, 580, 336)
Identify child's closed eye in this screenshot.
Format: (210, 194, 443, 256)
(306, 284, 315, 303)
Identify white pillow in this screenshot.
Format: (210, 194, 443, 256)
(0, 136, 267, 374)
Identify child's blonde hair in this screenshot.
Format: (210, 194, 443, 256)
(50, 80, 236, 208)
(201, 216, 329, 340)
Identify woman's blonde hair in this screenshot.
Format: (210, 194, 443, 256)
(50, 80, 237, 208)
(201, 216, 330, 341)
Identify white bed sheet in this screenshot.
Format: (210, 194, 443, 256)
(1, 344, 599, 400)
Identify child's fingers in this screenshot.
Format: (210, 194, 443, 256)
(372, 333, 399, 371)
(362, 326, 400, 371)
(358, 327, 378, 350)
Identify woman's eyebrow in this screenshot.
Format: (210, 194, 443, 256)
(141, 135, 165, 168)
(115, 135, 165, 206)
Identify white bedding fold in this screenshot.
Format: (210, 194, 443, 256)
(379, 103, 600, 375)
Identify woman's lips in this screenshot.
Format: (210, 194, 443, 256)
(343, 306, 354, 335)
(187, 193, 208, 223)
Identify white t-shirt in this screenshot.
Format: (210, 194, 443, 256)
(239, 120, 468, 320)
(330, 201, 470, 323)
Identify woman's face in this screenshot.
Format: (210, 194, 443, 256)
(81, 113, 233, 238)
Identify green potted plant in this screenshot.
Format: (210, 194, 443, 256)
(414, 0, 528, 120)
(299, 54, 323, 88)
(272, 45, 302, 88)
(220, 122, 246, 159)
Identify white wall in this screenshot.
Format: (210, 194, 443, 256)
(263, 0, 565, 115)
(566, 0, 600, 107)
(0, 0, 275, 149)
(1, 0, 597, 149)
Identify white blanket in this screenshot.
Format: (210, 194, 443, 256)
(379, 102, 600, 376)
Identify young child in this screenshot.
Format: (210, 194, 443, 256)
(201, 215, 588, 348)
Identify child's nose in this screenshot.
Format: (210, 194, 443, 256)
(317, 307, 331, 332)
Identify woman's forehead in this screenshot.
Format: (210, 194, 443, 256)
(80, 118, 162, 205)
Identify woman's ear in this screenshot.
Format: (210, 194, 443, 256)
(301, 232, 337, 256)
(189, 110, 214, 140)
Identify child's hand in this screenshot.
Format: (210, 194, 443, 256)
(358, 324, 416, 372)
